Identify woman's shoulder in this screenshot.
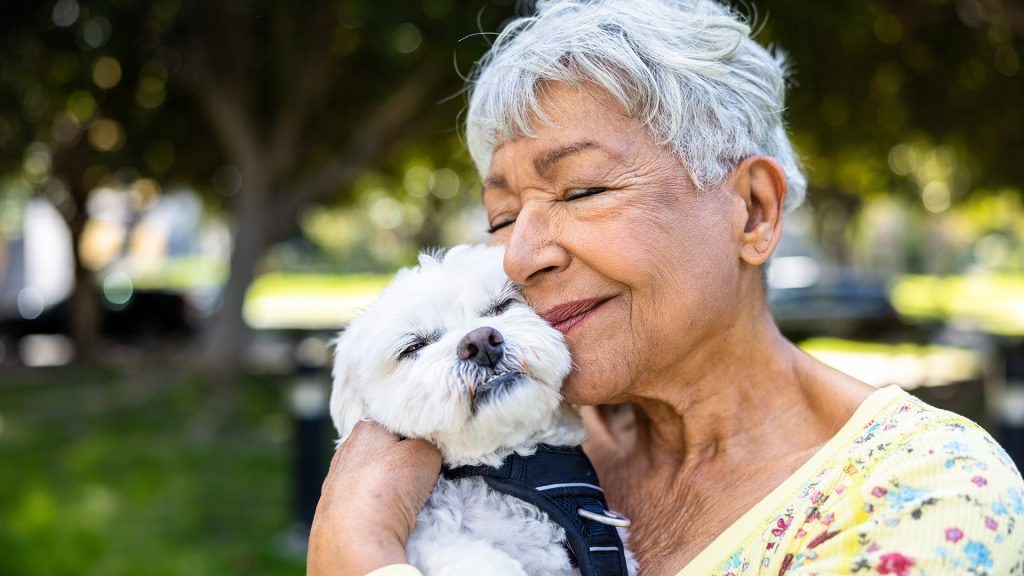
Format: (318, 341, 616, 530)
(845, 387, 1022, 492)
(782, 388, 1024, 574)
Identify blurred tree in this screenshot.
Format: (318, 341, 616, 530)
(0, 0, 219, 358)
(754, 0, 1023, 264)
(0, 0, 513, 370)
(174, 0, 514, 370)
(3, 0, 1020, 371)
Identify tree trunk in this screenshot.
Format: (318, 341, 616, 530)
(203, 172, 274, 372)
(69, 243, 101, 361)
(56, 154, 102, 363)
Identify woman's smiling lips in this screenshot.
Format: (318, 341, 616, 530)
(538, 296, 616, 335)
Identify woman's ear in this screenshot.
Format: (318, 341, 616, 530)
(329, 331, 366, 446)
(732, 156, 787, 266)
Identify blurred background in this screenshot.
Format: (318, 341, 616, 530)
(0, 0, 1021, 574)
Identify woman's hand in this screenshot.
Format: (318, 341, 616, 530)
(307, 420, 441, 575)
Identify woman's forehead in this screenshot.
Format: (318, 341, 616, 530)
(488, 140, 624, 180)
(490, 84, 636, 157)
(484, 95, 649, 184)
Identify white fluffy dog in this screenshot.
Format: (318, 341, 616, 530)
(330, 244, 637, 576)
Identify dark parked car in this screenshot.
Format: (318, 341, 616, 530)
(769, 278, 932, 344)
(0, 289, 194, 346)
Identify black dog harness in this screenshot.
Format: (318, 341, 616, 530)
(443, 444, 630, 576)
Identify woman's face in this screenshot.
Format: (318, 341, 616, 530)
(483, 83, 754, 405)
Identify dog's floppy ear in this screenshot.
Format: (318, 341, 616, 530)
(329, 331, 366, 445)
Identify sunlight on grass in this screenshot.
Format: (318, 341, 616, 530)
(891, 274, 1024, 335)
(799, 337, 981, 390)
(243, 273, 392, 329)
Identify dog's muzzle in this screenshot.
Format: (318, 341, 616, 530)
(472, 371, 525, 410)
(457, 327, 526, 411)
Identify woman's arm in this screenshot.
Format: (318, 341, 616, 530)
(307, 420, 441, 575)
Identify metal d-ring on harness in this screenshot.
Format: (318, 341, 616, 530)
(443, 445, 631, 576)
(577, 507, 631, 527)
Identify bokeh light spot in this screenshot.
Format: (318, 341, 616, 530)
(81, 17, 112, 49)
(874, 14, 903, 45)
(92, 57, 122, 89)
(103, 272, 134, 306)
(52, 0, 80, 27)
(67, 90, 97, 124)
(888, 143, 919, 176)
(392, 23, 422, 54)
(369, 196, 405, 229)
(994, 46, 1020, 77)
(17, 288, 45, 320)
(922, 181, 951, 213)
(136, 76, 166, 109)
(130, 178, 161, 211)
(23, 142, 53, 184)
(88, 118, 125, 152)
(430, 168, 460, 199)
(51, 112, 81, 145)
(403, 165, 432, 197)
(974, 234, 1009, 268)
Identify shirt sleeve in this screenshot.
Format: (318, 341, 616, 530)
(365, 564, 423, 576)
(788, 415, 1024, 575)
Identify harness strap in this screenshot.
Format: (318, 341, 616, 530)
(443, 445, 629, 576)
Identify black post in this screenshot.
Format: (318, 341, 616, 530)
(284, 336, 331, 554)
(996, 338, 1024, 468)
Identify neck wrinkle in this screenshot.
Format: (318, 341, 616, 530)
(623, 304, 812, 476)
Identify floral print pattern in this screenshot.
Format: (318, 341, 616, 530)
(688, 386, 1024, 576)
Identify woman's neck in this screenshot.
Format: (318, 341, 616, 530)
(622, 307, 860, 476)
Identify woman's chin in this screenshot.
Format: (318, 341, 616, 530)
(560, 371, 623, 406)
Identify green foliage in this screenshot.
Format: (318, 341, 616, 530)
(0, 367, 309, 576)
(0, 0, 218, 198)
(754, 0, 1023, 207)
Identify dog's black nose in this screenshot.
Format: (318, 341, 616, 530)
(458, 327, 505, 367)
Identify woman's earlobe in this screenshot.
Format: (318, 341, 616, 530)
(740, 221, 776, 265)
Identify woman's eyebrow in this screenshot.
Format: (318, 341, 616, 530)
(481, 175, 508, 198)
(535, 140, 617, 175)
(482, 140, 622, 197)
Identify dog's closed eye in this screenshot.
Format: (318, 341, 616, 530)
(397, 330, 443, 361)
(484, 297, 519, 317)
(399, 340, 428, 360)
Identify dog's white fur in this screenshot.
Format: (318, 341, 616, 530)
(331, 244, 637, 576)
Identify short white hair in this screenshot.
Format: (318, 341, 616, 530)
(465, 0, 806, 211)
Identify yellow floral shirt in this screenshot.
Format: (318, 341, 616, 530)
(680, 385, 1024, 575)
(368, 385, 1024, 576)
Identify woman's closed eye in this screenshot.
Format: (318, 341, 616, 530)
(485, 187, 608, 233)
(486, 218, 515, 234)
(566, 187, 608, 201)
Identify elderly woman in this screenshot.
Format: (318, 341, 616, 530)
(308, 0, 1024, 574)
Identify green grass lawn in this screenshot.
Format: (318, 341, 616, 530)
(0, 362, 315, 576)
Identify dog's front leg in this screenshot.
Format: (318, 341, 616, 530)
(408, 534, 528, 576)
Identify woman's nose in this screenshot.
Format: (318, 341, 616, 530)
(501, 201, 570, 285)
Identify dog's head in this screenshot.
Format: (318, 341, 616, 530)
(330, 244, 572, 465)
